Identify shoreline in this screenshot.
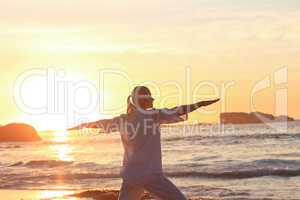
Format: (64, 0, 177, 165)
(0, 189, 218, 200)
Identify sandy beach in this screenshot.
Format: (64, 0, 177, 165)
(0, 189, 217, 200)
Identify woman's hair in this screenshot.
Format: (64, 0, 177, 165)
(127, 86, 151, 114)
(126, 95, 135, 114)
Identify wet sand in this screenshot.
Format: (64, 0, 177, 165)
(0, 189, 218, 200)
(69, 189, 217, 200)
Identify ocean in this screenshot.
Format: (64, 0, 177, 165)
(0, 122, 300, 200)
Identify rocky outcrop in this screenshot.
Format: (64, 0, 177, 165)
(220, 112, 294, 124)
(0, 123, 41, 142)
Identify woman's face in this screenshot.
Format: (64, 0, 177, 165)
(139, 96, 154, 109)
(135, 88, 154, 110)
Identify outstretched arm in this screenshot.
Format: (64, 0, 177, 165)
(67, 118, 120, 133)
(174, 99, 220, 115)
(159, 99, 220, 124)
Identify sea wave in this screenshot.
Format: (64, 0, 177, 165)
(7, 158, 300, 178)
(166, 168, 300, 179)
(253, 158, 300, 166)
(2, 168, 300, 183)
(9, 160, 73, 167)
(164, 132, 300, 142)
(8, 160, 116, 170)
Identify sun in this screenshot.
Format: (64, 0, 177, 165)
(15, 71, 99, 131)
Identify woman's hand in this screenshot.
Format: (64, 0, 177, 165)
(198, 98, 220, 107)
(176, 98, 220, 116)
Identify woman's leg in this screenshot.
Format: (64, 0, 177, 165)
(118, 180, 144, 200)
(143, 174, 187, 200)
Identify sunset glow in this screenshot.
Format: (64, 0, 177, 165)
(0, 0, 299, 130)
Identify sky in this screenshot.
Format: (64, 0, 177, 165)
(0, 0, 300, 130)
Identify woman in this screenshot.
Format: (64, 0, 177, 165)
(72, 86, 219, 200)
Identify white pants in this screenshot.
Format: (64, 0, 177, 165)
(118, 174, 187, 200)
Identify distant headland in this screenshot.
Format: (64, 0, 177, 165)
(220, 112, 295, 124)
(0, 123, 41, 142)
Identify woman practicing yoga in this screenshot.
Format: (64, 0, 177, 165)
(72, 86, 219, 200)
